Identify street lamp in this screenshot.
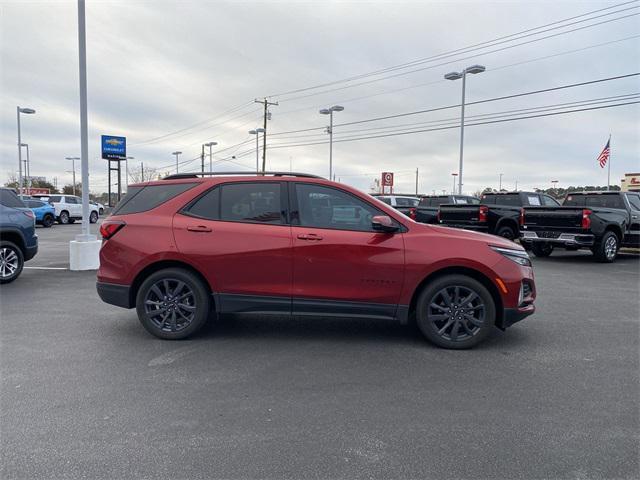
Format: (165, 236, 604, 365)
(65, 157, 80, 195)
(17, 106, 36, 195)
(249, 128, 265, 173)
(319, 105, 344, 180)
(444, 64, 485, 194)
(499, 173, 504, 191)
(20, 143, 30, 194)
(204, 141, 218, 172)
(172, 151, 182, 173)
(451, 172, 458, 194)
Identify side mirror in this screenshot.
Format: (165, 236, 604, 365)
(372, 215, 399, 233)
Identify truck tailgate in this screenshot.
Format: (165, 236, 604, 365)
(523, 207, 583, 231)
(439, 204, 481, 224)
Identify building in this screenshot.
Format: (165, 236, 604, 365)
(620, 173, 640, 192)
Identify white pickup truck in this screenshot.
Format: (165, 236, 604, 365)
(33, 194, 99, 225)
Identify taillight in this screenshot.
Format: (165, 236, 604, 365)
(519, 208, 525, 226)
(436, 209, 441, 222)
(478, 206, 489, 222)
(100, 220, 125, 240)
(409, 208, 417, 220)
(581, 209, 592, 229)
(22, 210, 34, 219)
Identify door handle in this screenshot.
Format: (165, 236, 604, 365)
(187, 225, 212, 232)
(297, 233, 323, 240)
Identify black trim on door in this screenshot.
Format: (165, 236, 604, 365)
(214, 293, 292, 315)
(293, 298, 397, 320)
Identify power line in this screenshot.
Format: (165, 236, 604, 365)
(268, 1, 639, 99)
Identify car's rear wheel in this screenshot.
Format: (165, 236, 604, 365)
(42, 214, 54, 228)
(592, 231, 618, 263)
(136, 268, 210, 340)
(0, 241, 24, 284)
(416, 274, 496, 349)
(99, 208, 104, 215)
(496, 225, 517, 241)
(89, 211, 98, 223)
(58, 211, 70, 224)
(531, 242, 553, 257)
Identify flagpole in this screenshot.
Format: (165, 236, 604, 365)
(607, 134, 611, 191)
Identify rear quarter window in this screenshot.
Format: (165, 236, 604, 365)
(112, 183, 197, 215)
(0, 190, 25, 208)
(585, 195, 625, 209)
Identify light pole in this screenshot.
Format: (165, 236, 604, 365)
(20, 143, 30, 194)
(16, 107, 36, 195)
(65, 157, 80, 195)
(172, 151, 182, 173)
(499, 173, 504, 191)
(451, 172, 458, 194)
(249, 128, 265, 173)
(205, 141, 217, 171)
(319, 105, 344, 180)
(551, 180, 559, 194)
(444, 65, 485, 194)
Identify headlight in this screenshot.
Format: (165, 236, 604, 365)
(490, 246, 532, 267)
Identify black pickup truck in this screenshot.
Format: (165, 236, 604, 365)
(413, 195, 480, 224)
(521, 191, 640, 262)
(438, 191, 561, 240)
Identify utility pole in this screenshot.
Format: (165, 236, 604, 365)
(415, 168, 419, 196)
(201, 144, 205, 173)
(255, 98, 278, 174)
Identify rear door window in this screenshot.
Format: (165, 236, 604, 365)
(220, 182, 284, 224)
(183, 187, 220, 220)
(112, 183, 197, 215)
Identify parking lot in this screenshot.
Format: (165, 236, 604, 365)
(1, 223, 639, 480)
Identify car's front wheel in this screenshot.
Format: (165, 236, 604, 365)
(416, 274, 496, 349)
(42, 214, 54, 228)
(136, 268, 211, 340)
(0, 241, 24, 284)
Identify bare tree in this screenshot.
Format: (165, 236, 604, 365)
(127, 165, 158, 184)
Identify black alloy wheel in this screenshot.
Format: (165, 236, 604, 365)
(416, 274, 495, 349)
(42, 214, 54, 228)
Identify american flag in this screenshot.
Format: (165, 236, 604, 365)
(597, 138, 610, 168)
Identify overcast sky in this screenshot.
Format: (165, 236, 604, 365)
(1, 0, 639, 195)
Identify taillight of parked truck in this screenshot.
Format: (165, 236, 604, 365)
(478, 206, 489, 223)
(582, 209, 592, 229)
(409, 208, 417, 221)
(519, 208, 525, 226)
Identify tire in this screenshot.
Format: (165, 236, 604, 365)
(496, 225, 517, 241)
(90, 211, 98, 223)
(42, 214, 54, 228)
(99, 208, 104, 215)
(531, 242, 554, 257)
(592, 231, 618, 263)
(58, 210, 70, 224)
(0, 241, 24, 284)
(68, 218, 76, 224)
(520, 240, 533, 251)
(415, 274, 496, 349)
(136, 268, 211, 340)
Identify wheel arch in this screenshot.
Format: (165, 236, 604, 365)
(129, 260, 213, 309)
(604, 223, 623, 242)
(0, 229, 26, 253)
(408, 266, 505, 329)
(495, 217, 519, 236)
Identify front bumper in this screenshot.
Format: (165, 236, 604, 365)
(503, 304, 535, 328)
(521, 231, 595, 246)
(96, 282, 133, 309)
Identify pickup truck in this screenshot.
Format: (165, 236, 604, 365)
(521, 191, 640, 262)
(414, 195, 480, 224)
(438, 191, 560, 241)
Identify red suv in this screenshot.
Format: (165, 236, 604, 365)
(97, 172, 535, 349)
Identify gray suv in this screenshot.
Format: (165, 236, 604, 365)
(0, 188, 38, 283)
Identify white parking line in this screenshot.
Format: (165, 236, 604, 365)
(24, 266, 68, 270)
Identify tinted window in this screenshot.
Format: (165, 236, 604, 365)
(47, 196, 61, 204)
(542, 195, 559, 206)
(493, 194, 521, 206)
(184, 187, 220, 220)
(563, 195, 585, 206)
(0, 190, 25, 208)
(480, 195, 496, 205)
(26, 200, 45, 208)
(295, 184, 384, 232)
(468, 197, 480, 204)
(220, 183, 283, 224)
(584, 195, 625, 209)
(113, 183, 197, 215)
(65, 197, 78, 204)
(395, 197, 419, 207)
(626, 193, 640, 210)
(377, 196, 391, 205)
(431, 197, 452, 206)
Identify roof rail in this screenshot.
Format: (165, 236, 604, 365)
(163, 171, 324, 180)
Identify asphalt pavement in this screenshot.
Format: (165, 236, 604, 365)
(1, 223, 639, 479)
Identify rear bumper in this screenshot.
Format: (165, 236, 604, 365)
(521, 230, 595, 246)
(503, 304, 535, 328)
(24, 240, 38, 261)
(96, 282, 133, 309)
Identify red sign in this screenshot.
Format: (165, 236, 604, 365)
(381, 172, 394, 187)
(25, 187, 50, 195)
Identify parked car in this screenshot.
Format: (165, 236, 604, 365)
(521, 191, 640, 262)
(371, 194, 420, 217)
(0, 188, 38, 283)
(23, 199, 56, 228)
(33, 194, 99, 224)
(438, 191, 560, 241)
(97, 172, 536, 349)
(414, 195, 480, 224)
